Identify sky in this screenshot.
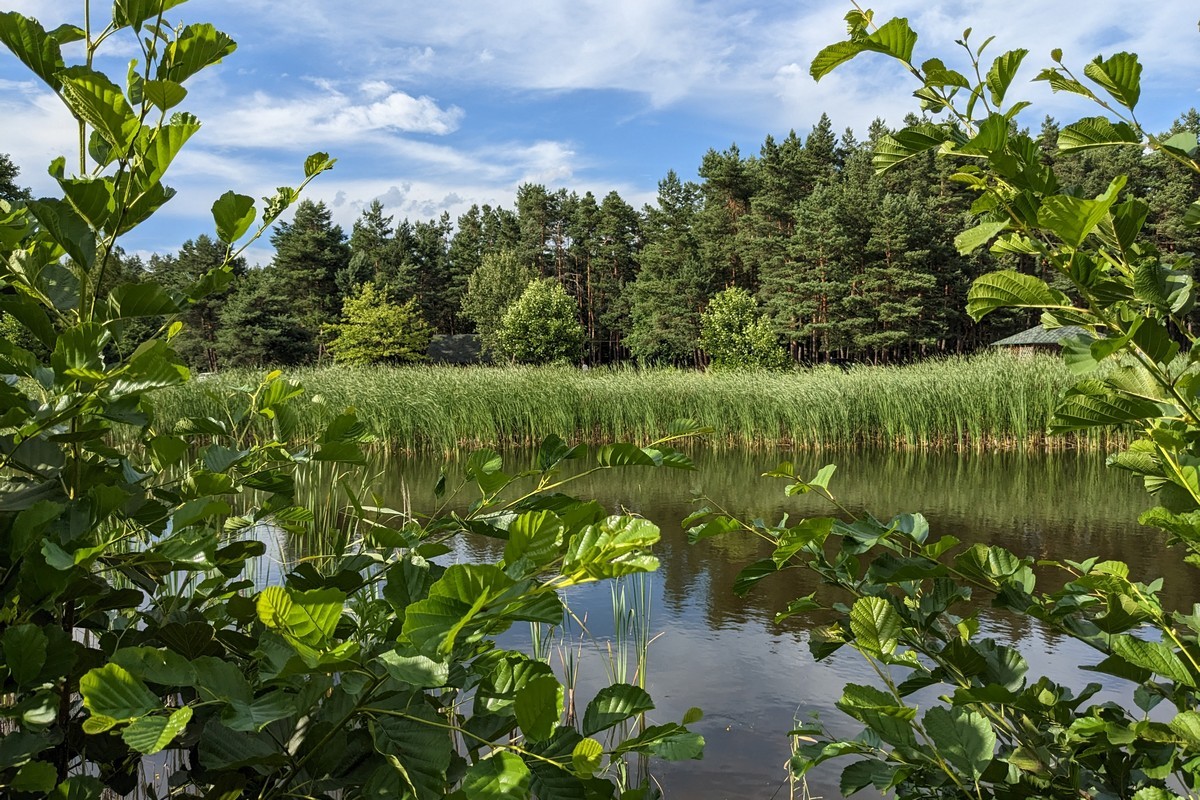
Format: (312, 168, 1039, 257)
(1, 0, 1199, 266)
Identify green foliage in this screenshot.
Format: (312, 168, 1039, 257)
(325, 281, 432, 365)
(495, 277, 585, 365)
(0, 3, 701, 798)
(460, 249, 535, 356)
(691, 9, 1200, 799)
(700, 286, 788, 370)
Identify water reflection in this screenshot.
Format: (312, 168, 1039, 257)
(329, 447, 1179, 799)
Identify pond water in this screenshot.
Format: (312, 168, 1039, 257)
(341, 447, 1179, 799)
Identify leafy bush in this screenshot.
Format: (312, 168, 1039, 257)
(460, 249, 536, 356)
(699, 286, 788, 370)
(0, 4, 701, 798)
(496, 277, 586, 365)
(325, 281, 433, 365)
(690, 8, 1200, 799)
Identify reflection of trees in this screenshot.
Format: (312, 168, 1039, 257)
(301, 446, 1196, 638)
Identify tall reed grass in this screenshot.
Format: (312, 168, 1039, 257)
(144, 352, 1111, 452)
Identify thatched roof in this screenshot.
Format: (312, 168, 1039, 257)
(991, 325, 1086, 348)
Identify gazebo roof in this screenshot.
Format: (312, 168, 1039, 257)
(991, 325, 1086, 347)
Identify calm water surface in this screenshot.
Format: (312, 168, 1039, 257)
(353, 448, 1176, 800)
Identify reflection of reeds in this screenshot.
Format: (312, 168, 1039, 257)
(139, 352, 1113, 452)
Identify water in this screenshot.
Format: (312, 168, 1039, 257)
(349, 446, 1178, 799)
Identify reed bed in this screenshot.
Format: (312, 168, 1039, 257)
(144, 351, 1115, 452)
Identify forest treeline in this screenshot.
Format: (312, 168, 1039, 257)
(4, 111, 1199, 370)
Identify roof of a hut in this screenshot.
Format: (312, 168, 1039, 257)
(990, 325, 1086, 347)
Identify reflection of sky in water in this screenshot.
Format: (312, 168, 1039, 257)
(278, 447, 1189, 799)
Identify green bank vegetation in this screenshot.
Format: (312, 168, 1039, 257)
(144, 351, 1104, 452)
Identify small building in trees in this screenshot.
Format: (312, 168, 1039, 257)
(990, 325, 1085, 356)
(428, 334, 489, 365)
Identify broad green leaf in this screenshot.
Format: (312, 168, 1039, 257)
(108, 282, 182, 319)
(1169, 710, 1200, 746)
(58, 65, 138, 149)
(1058, 116, 1142, 151)
(582, 684, 655, 736)
(403, 564, 516, 656)
(55, 174, 116, 232)
(955, 220, 1009, 254)
(1083, 51, 1142, 110)
(142, 79, 188, 111)
(1038, 176, 1126, 247)
(220, 692, 295, 732)
(1110, 635, 1195, 686)
(1050, 385, 1166, 434)
(503, 510, 564, 570)
(140, 118, 201, 186)
(616, 723, 705, 761)
(378, 649, 450, 689)
(561, 516, 660, 582)
(80, 663, 160, 721)
(840, 759, 896, 796)
(810, 17, 917, 80)
(923, 707, 995, 780)
(571, 738, 604, 777)
(256, 586, 345, 647)
(514, 675, 563, 743)
(0, 12, 65, 91)
(160, 23, 237, 84)
(463, 751, 531, 800)
(687, 514, 740, 544)
(967, 270, 1074, 321)
(212, 191, 256, 243)
(304, 151, 336, 177)
(732, 558, 779, 597)
(1134, 262, 1194, 315)
(121, 706, 192, 754)
(12, 760, 57, 793)
(985, 49, 1028, 105)
(596, 442, 658, 467)
(26, 198, 97, 271)
(369, 700, 453, 798)
(850, 596, 901, 656)
(874, 123, 950, 173)
(110, 647, 195, 686)
(113, 0, 188, 30)
(2, 624, 47, 687)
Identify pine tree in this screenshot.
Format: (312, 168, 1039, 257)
(0, 153, 30, 203)
(216, 269, 314, 367)
(268, 199, 350, 358)
(624, 172, 707, 364)
(150, 235, 247, 371)
(340, 200, 399, 295)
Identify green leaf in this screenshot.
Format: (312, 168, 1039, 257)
(142, 79, 188, 111)
(12, 760, 57, 793)
(463, 751, 531, 799)
(58, 65, 138, 149)
(113, 0, 187, 30)
(26, 198, 97, 271)
(562, 516, 660, 582)
(1058, 116, 1142, 151)
(840, 759, 896, 795)
(0, 12, 65, 91)
(615, 723, 705, 761)
(732, 558, 779, 597)
(923, 707, 995, 780)
(985, 49, 1028, 105)
(1039, 177, 1126, 247)
(582, 684, 655, 736)
(160, 23, 237, 83)
(810, 17, 917, 80)
(1050, 384, 1166, 434)
(966, 270, 1074, 321)
(369, 700, 453, 798)
(403, 564, 518, 656)
(874, 123, 950, 173)
(1083, 51, 1142, 110)
(110, 647, 195, 686)
(2, 624, 48, 687)
(571, 738, 604, 777)
(850, 596, 901, 657)
(514, 675, 563, 743)
(211, 191, 256, 243)
(378, 649, 450, 689)
(1110, 635, 1195, 686)
(304, 151, 336, 177)
(121, 706, 192, 754)
(503, 510, 564, 570)
(80, 663, 160, 721)
(1169, 710, 1200, 746)
(220, 692, 295, 732)
(256, 586, 345, 647)
(108, 282, 182, 319)
(1135, 262, 1194, 315)
(955, 220, 1009, 254)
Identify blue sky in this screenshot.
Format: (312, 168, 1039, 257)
(2, 0, 1199, 266)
